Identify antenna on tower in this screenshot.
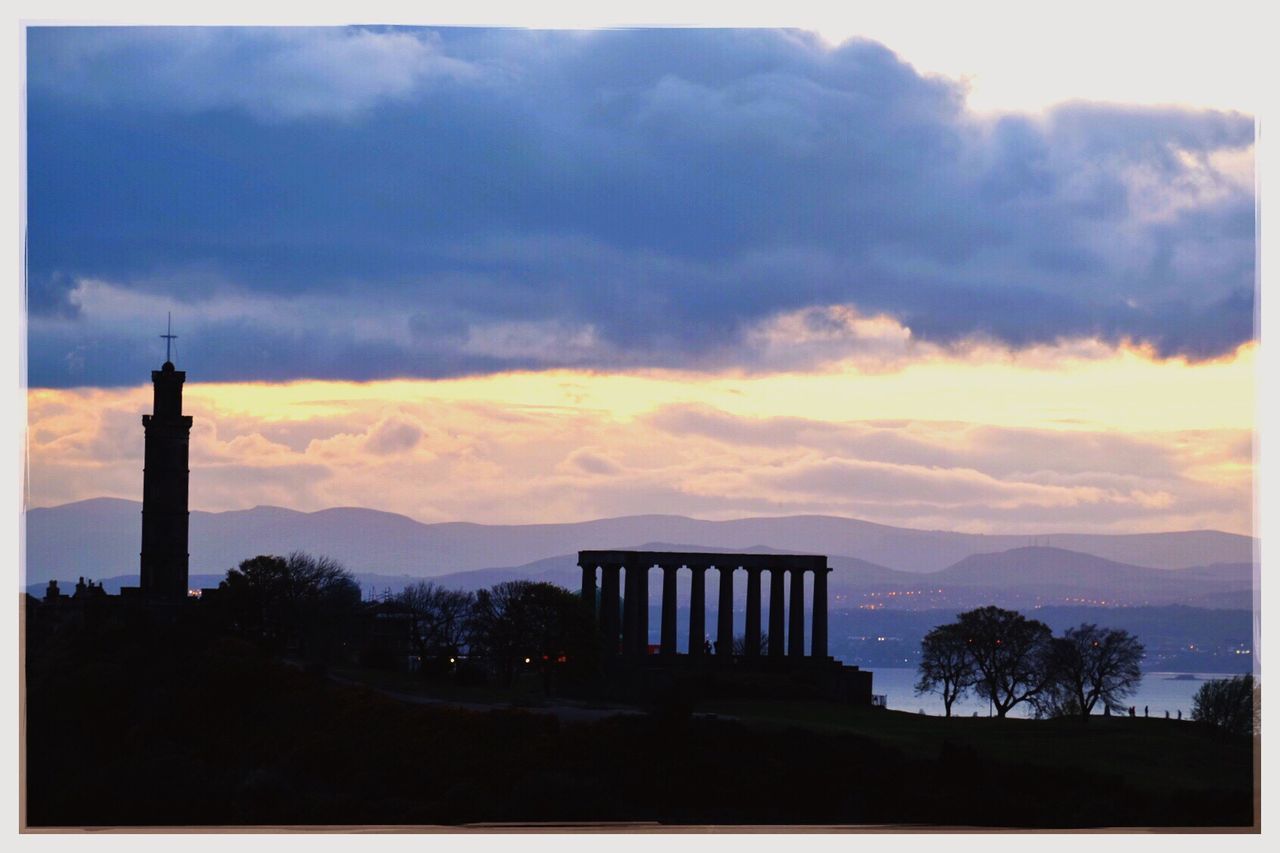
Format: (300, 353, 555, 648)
(161, 312, 178, 364)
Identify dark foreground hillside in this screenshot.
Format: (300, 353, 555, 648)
(24, 617, 1254, 829)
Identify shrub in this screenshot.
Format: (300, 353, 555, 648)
(1192, 674, 1255, 736)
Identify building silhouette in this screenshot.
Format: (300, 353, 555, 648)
(579, 549, 874, 704)
(138, 352, 193, 600)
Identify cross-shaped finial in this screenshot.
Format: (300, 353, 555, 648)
(160, 312, 177, 363)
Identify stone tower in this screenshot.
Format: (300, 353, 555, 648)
(139, 355, 193, 600)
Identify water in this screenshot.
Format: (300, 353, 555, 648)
(870, 667, 1242, 719)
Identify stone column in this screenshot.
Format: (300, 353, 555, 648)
(580, 562, 596, 621)
(768, 566, 786, 658)
(660, 564, 678, 656)
(788, 567, 805, 657)
(812, 566, 829, 659)
(689, 564, 706, 657)
(621, 560, 637, 657)
(600, 563, 621, 656)
(717, 561, 735, 657)
(634, 560, 649, 656)
(744, 567, 762, 657)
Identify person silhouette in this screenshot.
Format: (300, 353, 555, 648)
(1177, 709, 1182, 720)
(703, 639, 712, 656)
(1129, 706, 1135, 717)
(1144, 705, 1149, 717)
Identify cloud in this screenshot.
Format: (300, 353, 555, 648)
(755, 456, 1112, 508)
(25, 27, 1255, 387)
(25, 385, 1253, 536)
(559, 448, 624, 477)
(364, 415, 425, 455)
(644, 404, 1190, 480)
(27, 27, 481, 121)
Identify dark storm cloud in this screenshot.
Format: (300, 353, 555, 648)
(25, 27, 1255, 387)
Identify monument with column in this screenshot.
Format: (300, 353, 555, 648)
(577, 549, 872, 704)
(117, 316, 195, 605)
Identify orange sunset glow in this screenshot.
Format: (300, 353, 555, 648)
(26, 336, 1255, 534)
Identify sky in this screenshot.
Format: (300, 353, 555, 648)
(20, 17, 1261, 535)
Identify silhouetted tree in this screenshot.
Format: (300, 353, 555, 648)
(396, 581, 474, 662)
(1036, 624, 1144, 719)
(956, 606, 1054, 718)
(915, 623, 976, 717)
(219, 551, 361, 660)
(1192, 674, 1255, 736)
(467, 581, 598, 692)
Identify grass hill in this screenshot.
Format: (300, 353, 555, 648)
(24, 620, 1254, 829)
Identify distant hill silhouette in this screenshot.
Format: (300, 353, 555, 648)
(421, 546, 1250, 611)
(420, 543, 907, 596)
(25, 498, 1256, 592)
(923, 547, 1253, 610)
(29, 542, 1251, 612)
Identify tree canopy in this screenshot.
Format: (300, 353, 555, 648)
(915, 623, 976, 717)
(396, 580, 474, 658)
(916, 608, 1150, 720)
(218, 551, 361, 659)
(930, 606, 1053, 718)
(466, 580, 598, 690)
(1038, 624, 1144, 719)
(1192, 674, 1256, 737)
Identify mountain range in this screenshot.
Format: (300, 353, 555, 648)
(409, 545, 1253, 611)
(24, 498, 1256, 610)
